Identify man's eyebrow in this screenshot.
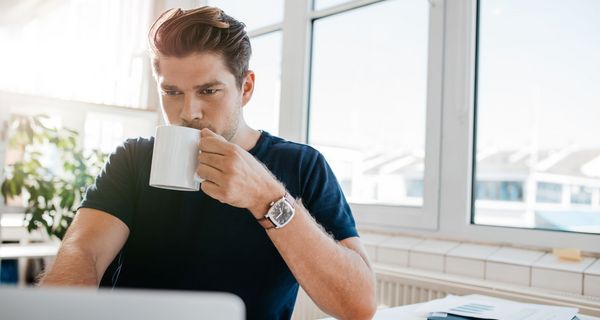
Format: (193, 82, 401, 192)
(193, 81, 225, 90)
(160, 84, 179, 90)
(160, 81, 225, 90)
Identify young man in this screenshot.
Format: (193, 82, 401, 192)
(41, 6, 376, 320)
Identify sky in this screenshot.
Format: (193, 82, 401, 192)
(477, 0, 600, 150)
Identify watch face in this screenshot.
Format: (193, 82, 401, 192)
(272, 199, 294, 226)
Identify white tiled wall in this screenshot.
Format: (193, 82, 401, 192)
(408, 239, 459, 272)
(409, 252, 446, 272)
(584, 259, 600, 297)
(377, 236, 422, 267)
(531, 254, 595, 294)
(378, 247, 410, 267)
(445, 256, 486, 279)
(362, 232, 600, 297)
(361, 233, 390, 262)
(485, 261, 532, 286)
(531, 268, 583, 294)
(585, 274, 600, 297)
(446, 243, 500, 279)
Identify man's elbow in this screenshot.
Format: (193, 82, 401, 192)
(349, 301, 377, 320)
(340, 292, 377, 320)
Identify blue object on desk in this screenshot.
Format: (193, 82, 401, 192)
(0, 259, 18, 284)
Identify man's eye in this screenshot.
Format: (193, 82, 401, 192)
(200, 89, 219, 95)
(163, 90, 182, 96)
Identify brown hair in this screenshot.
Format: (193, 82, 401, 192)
(148, 6, 251, 88)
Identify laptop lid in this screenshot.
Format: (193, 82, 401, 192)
(0, 286, 245, 320)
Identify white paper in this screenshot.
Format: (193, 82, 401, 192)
(414, 295, 578, 320)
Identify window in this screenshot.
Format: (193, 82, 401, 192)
(570, 186, 592, 205)
(309, 0, 429, 206)
(536, 182, 562, 204)
(207, 0, 284, 31)
(476, 181, 523, 202)
(244, 32, 282, 135)
(83, 112, 157, 154)
(206, 0, 284, 135)
(0, 0, 154, 108)
(84, 115, 125, 154)
(472, 0, 600, 234)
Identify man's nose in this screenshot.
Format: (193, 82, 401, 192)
(180, 94, 203, 122)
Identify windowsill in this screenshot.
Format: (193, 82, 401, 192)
(359, 231, 600, 297)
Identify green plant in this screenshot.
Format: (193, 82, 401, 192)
(1, 114, 107, 240)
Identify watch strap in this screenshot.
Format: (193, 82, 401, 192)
(283, 193, 295, 206)
(257, 216, 276, 229)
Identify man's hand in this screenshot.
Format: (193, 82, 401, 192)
(196, 128, 285, 218)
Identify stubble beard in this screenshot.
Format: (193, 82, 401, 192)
(178, 105, 242, 142)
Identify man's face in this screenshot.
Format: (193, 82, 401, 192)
(155, 52, 252, 141)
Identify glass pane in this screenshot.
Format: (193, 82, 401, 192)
(0, 0, 153, 108)
(474, 0, 600, 234)
(208, 0, 284, 31)
(309, 0, 429, 205)
(244, 32, 282, 135)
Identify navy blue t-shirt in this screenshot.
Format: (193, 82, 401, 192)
(79, 131, 358, 320)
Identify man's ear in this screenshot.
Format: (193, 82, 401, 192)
(241, 71, 255, 107)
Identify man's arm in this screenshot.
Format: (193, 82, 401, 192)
(197, 129, 377, 319)
(258, 200, 376, 320)
(40, 208, 129, 287)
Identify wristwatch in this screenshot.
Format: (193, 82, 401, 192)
(257, 193, 296, 230)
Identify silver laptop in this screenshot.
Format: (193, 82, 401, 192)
(0, 286, 245, 320)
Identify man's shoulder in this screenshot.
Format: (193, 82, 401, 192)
(118, 136, 154, 153)
(109, 137, 154, 163)
(264, 133, 321, 158)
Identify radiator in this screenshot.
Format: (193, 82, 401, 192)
(291, 264, 600, 320)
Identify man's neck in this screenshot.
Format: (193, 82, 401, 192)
(230, 124, 261, 152)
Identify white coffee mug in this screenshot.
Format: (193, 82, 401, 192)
(149, 125, 203, 191)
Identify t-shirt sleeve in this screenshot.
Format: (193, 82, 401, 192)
(300, 150, 358, 241)
(78, 140, 138, 229)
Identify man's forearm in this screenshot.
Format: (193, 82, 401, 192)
(263, 202, 377, 319)
(39, 243, 99, 287)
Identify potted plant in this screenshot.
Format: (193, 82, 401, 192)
(0, 114, 107, 240)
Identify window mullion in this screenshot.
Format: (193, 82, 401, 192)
(278, 0, 312, 143)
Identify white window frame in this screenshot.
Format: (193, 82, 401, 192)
(195, 0, 600, 252)
(437, 0, 600, 253)
(279, 0, 444, 230)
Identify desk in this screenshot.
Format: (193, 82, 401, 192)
(370, 303, 421, 320)
(365, 305, 599, 320)
(319, 303, 422, 320)
(321, 296, 600, 320)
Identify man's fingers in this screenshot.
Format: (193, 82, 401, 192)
(198, 136, 232, 155)
(200, 128, 216, 137)
(200, 128, 226, 142)
(200, 180, 224, 202)
(198, 152, 225, 172)
(196, 162, 223, 185)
